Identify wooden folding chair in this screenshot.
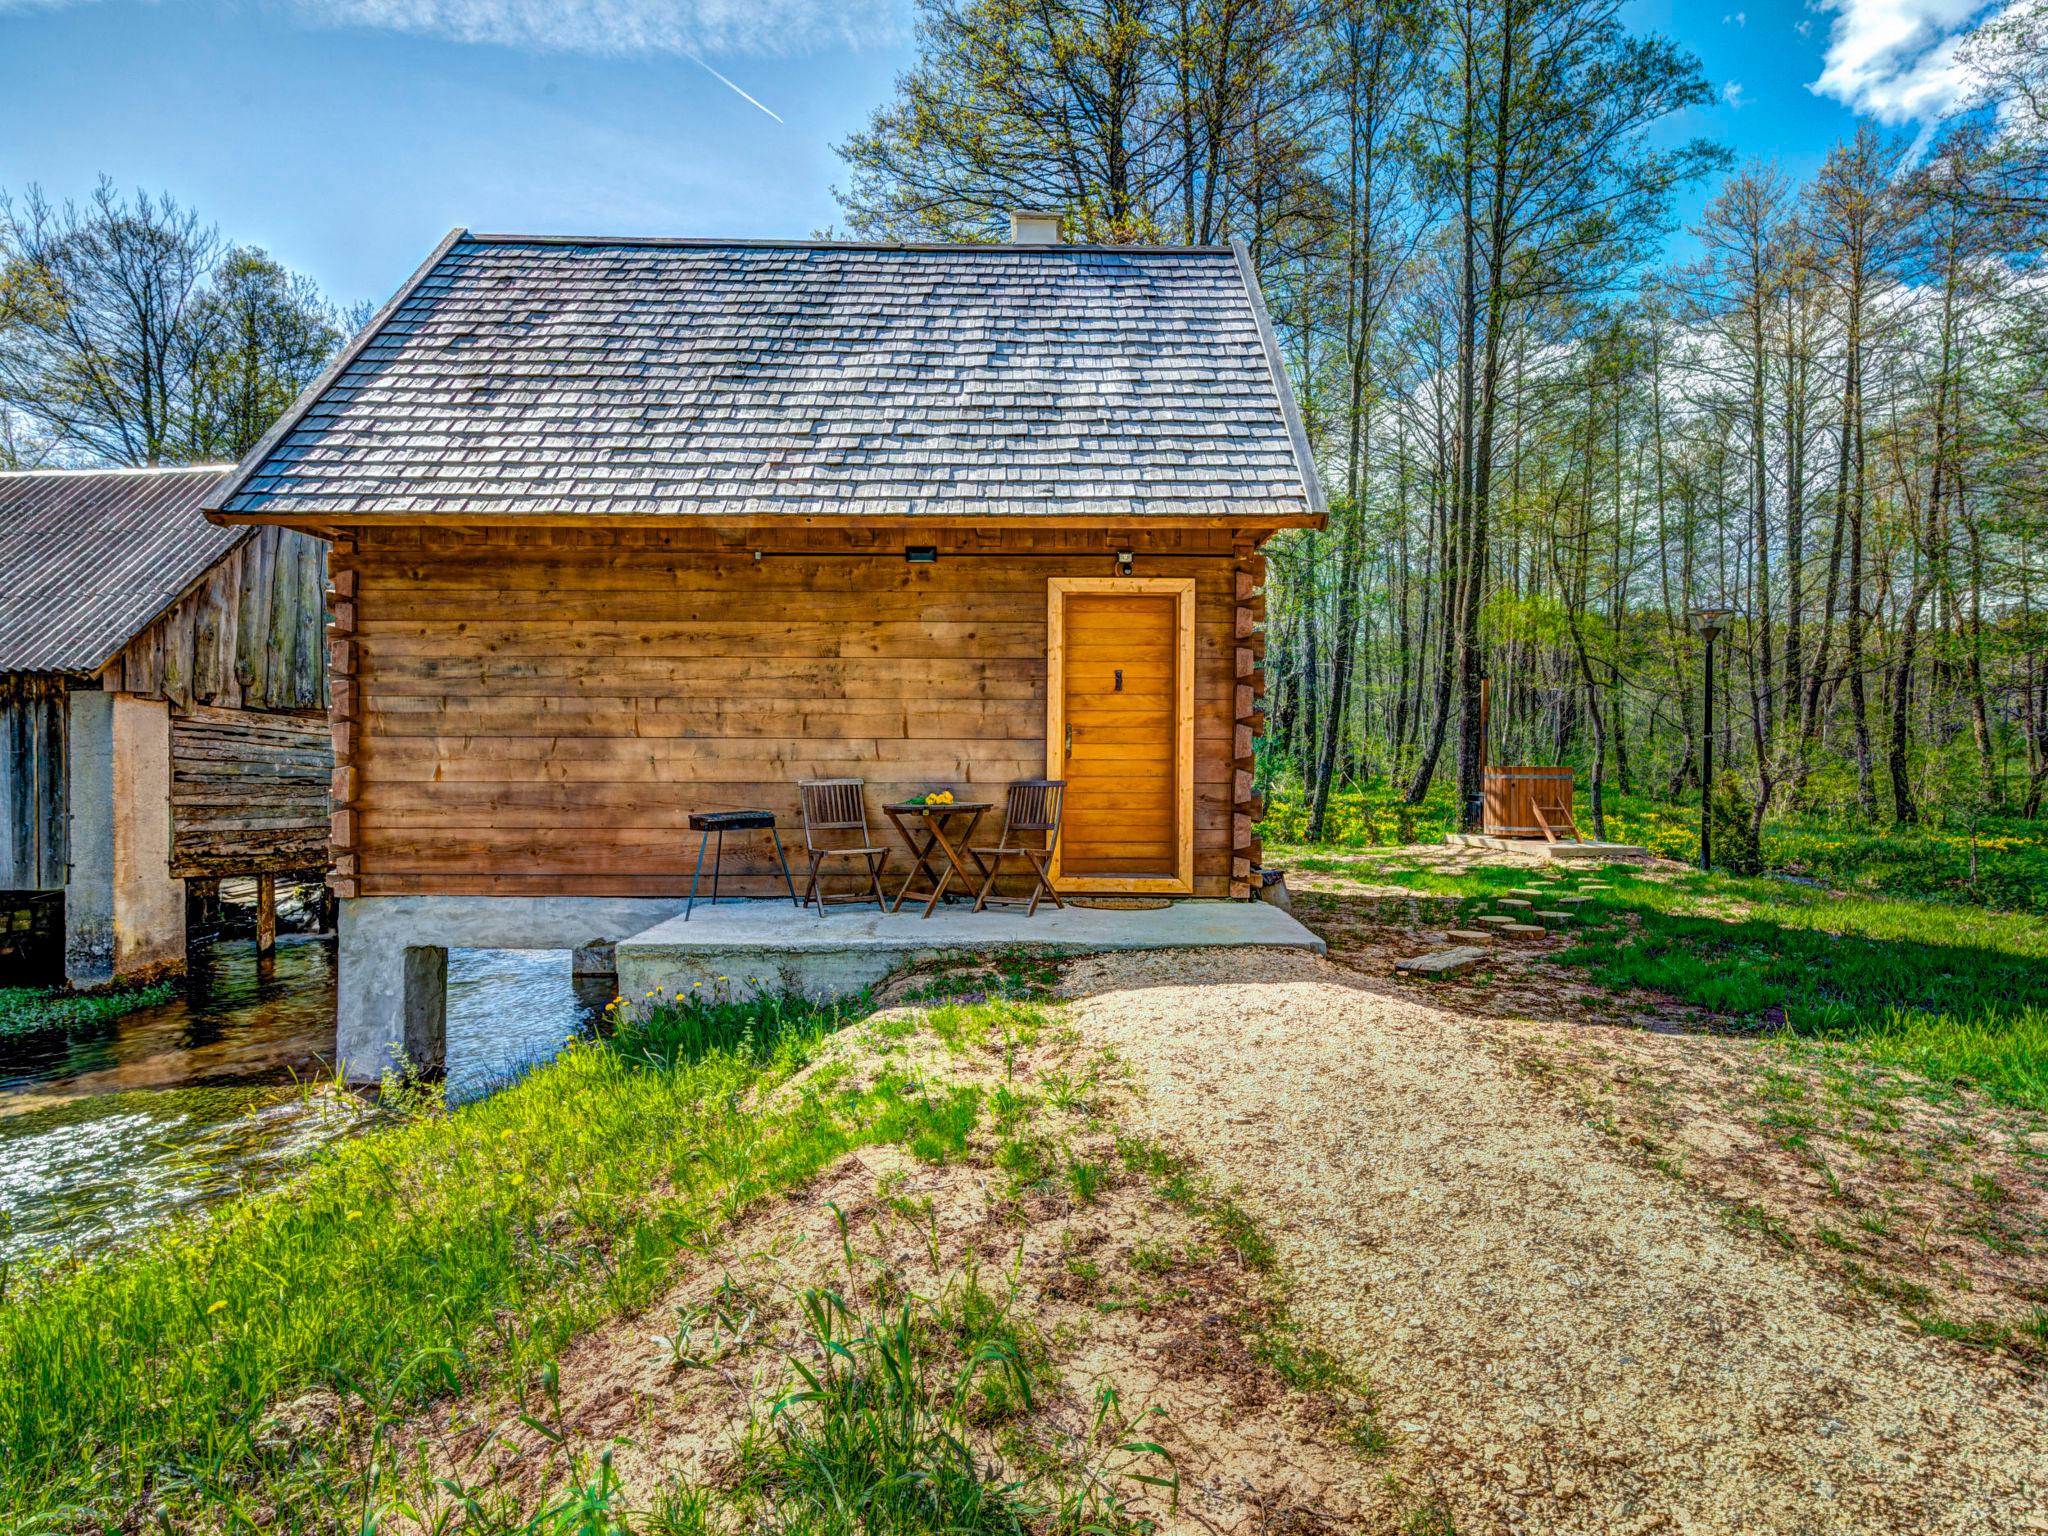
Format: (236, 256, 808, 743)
(797, 779, 891, 915)
(969, 780, 1065, 915)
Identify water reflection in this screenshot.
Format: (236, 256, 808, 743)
(0, 939, 605, 1264)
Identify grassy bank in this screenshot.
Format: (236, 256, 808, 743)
(0, 988, 987, 1526)
(0, 979, 179, 1040)
(1258, 777, 2048, 915)
(1277, 850, 2048, 1110)
(0, 978, 1347, 1531)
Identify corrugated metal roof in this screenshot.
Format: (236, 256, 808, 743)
(212, 233, 1324, 523)
(0, 466, 242, 673)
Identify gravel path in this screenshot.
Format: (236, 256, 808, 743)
(1060, 948, 2048, 1536)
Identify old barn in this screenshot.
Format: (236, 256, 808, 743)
(0, 466, 332, 985)
(206, 225, 1324, 1077)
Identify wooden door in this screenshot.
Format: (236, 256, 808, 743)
(1046, 578, 1194, 893)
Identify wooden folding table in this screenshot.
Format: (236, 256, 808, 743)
(882, 801, 992, 918)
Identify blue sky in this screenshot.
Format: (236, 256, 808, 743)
(0, 0, 2006, 310)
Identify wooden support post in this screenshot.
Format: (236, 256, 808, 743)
(256, 873, 277, 956)
(326, 538, 360, 899)
(1229, 546, 1267, 900)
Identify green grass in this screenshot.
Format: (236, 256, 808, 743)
(1257, 774, 2048, 914)
(0, 979, 177, 1039)
(1764, 811, 2048, 916)
(0, 990, 982, 1528)
(1281, 854, 2048, 1111)
(715, 1240, 1172, 1535)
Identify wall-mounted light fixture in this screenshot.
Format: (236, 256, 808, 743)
(1115, 549, 1135, 576)
(904, 546, 939, 564)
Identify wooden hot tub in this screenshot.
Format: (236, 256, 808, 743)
(1482, 766, 1580, 841)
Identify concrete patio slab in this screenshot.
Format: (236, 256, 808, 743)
(1445, 833, 1652, 863)
(615, 898, 1325, 1003)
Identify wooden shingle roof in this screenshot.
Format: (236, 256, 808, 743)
(0, 466, 240, 673)
(210, 232, 1324, 526)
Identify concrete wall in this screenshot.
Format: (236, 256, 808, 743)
(336, 895, 686, 1082)
(64, 691, 184, 987)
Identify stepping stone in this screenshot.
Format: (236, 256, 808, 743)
(1395, 947, 1491, 979)
(1556, 895, 1593, 906)
(1500, 923, 1548, 940)
(1508, 887, 1546, 898)
(1533, 910, 1573, 925)
(1445, 929, 1496, 945)
(1498, 898, 1532, 909)
(1579, 882, 1613, 890)
(1474, 914, 1518, 928)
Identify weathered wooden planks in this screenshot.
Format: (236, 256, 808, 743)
(343, 525, 1248, 898)
(0, 675, 69, 890)
(169, 704, 333, 878)
(109, 525, 330, 713)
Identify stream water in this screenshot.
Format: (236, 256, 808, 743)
(0, 939, 611, 1265)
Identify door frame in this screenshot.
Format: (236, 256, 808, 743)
(1045, 576, 1195, 895)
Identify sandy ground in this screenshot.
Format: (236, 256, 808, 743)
(378, 1009, 1390, 1534)
(1059, 947, 2048, 1536)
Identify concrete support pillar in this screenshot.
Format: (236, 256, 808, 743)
(334, 899, 449, 1081)
(402, 945, 448, 1078)
(64, 692, 183, 987)
(334, 895, 691, 1082)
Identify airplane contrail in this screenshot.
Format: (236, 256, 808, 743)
(687, 53, 785, 123)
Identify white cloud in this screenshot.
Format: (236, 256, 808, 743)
(1723, 79, 1747, 108)
(282, 0, 903, 58)
(1809, 0, 2008, 124)
(1722, 10, 1747, 25)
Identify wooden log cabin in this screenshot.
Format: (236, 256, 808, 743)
(204, 222, 1324, 1077)
(0, 466, 331, 986)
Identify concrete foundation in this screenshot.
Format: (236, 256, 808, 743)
(614, 898, 1325, 1007)
(336, 896, 690, 1081)
(336, 894, 1325, 1085)
(63, 692, 184, 986)
(1444, 833, 1652, 863)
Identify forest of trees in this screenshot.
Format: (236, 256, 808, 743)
(0, 179, 351, 470)
(7, 3, 2044, 844)
(838, 0, 2048, 836)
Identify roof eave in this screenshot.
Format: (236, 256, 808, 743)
(214, 508, 1324, 534)
(1230, 238, 1328, 529)
(203, 227, 471, 527)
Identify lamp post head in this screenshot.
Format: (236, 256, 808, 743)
(1689, 605, 1738, 640)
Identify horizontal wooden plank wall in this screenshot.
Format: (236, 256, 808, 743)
(169, 704, 334, 878)
(0, 673, 69, 891)
(106, 525, 330, 713)
(334, 524, 1262, 900)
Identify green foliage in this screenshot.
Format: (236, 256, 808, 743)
(1, 179, 343, 464)
(1765, 812, 2048, 915)
(0, 993, 985, 1526)
(1257, 774, 1460, 847)
(0, 979, 176, 1039)
(1266, 772, 2048, 916)
(609, 982, 864, 1069)
(1707, 772, 1762, 875)
(1298, 857, 2048, 1109)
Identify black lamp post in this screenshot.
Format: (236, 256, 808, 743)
(1690, 607, 1736, 872)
